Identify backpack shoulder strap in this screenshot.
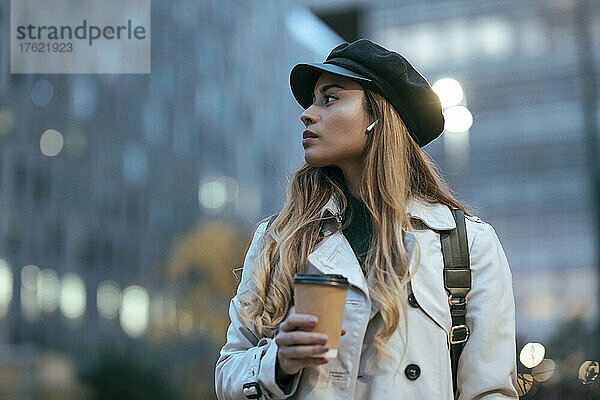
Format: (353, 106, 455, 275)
(439, 208, 471, 399)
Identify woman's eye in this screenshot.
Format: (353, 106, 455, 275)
(324, 94, 337, 104)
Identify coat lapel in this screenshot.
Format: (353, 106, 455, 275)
(405, 197, 456, 332)
(307, 227, 370, 299)
(408, 235, 453, 333)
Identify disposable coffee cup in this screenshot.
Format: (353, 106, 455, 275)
(293, 274, 349, 358)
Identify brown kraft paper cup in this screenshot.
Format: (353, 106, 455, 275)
(293, 274, 349, 358)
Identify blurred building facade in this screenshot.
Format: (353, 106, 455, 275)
(0, 0, 599, 397)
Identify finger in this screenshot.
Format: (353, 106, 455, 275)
(280, 313, 318, 332)
(275, 332, 328, 347)
(279, 344, 329, 359)
(341, 328, 346, 336)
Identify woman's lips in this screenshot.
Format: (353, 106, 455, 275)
(302, 137, 317, 146)
(302, 129, 318, 146)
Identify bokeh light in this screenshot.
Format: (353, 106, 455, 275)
(178, 311, 194, 335)
(60, 273, 86, 319)
(97, 280, 121, 320)
(120, 285, 150, 338)
(515, 373, 534, 396)
(443, 106, 473, 133)
(477, 15, 514, 58)
(31, 79, 55, 106)
(432, 78, 464, 108)
(531, 358, 556, 383)
(150, 294, 165, 327)
(520, 342, 546, 368)
(21, 265, 41, 322)
(578, 360, 599, 384)
(199, 180, 227, 209)
(21, 264, 40, 291)
(150, 293, 177, 332)
(37, 268, 60, 313)
(40, 129, 64, 156)
(71, 75, 97, 119)
(0, 259, 13, 318)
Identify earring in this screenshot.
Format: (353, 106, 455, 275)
(365, 119, 379, 134)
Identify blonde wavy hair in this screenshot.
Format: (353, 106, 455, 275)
(238, 89, 472, 364)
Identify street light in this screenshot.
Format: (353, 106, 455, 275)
(432, 77, 464, 108)
(432, 77, 473, 174)
(444, 105, 473, 133)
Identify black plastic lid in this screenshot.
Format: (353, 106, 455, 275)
(293, 274, 349, 287)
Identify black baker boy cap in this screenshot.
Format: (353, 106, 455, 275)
(290, 38, 445, 148)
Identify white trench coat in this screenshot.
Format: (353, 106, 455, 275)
(215, 196, 519, 399)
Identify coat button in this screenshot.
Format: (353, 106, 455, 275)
(408, 292, 419, 308)
(405, 363, 421, 380)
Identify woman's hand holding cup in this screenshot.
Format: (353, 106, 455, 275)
(275, 313, 328, 376)
(275, 312, 346, 376)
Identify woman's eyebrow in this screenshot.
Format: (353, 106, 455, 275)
(312, 83, 346, 101)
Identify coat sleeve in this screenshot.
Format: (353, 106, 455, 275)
(215, 220, 303, 400)
(457, 222, 519, 400)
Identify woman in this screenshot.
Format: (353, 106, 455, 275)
(215, 38, 518, 399)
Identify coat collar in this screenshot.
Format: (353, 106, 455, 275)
(319, 195, 456, 231)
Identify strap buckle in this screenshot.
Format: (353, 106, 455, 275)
(449, 324, 470, 344)
(242, 382, 262, 399)
(448, 294, 467, 307)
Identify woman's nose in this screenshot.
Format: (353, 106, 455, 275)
(300, 107, 317, 126)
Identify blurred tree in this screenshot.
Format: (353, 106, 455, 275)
(165, 221, 248, 342)
(155, 221, 251, 400)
